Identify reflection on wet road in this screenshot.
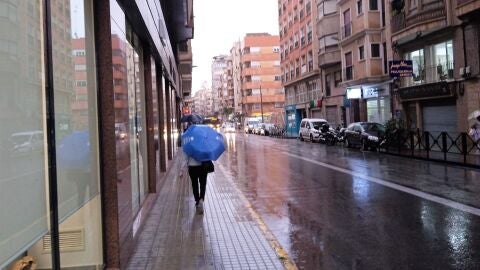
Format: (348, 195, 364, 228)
(218, 132, 480, 269)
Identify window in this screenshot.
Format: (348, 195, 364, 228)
(343, 9, 351, 38)
(371, 44, 380, 58)
(76, 80, 87, 87)
(273, 46, 280, 53)
(250, 47, 261, 53)
(345, 52, 353, 80)
(369, 0, 378, 10)
(307, 22, 312, 43)
(253, 103, 261, 110)
(75, 64, 86, 70)
(275, 75, 281, 81)
(325, 74, 331, 96)
(334, 71, 342, 87)
(357, 0, 363, 15)
(405, 48, 425, 84)
(359, 46, 364, 60)
(300, 28, 305, 46)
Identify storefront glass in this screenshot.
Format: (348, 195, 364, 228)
(0, 1, 51, 267)
(111, 0, 149, 259)
(366, 97, 391, 124)
(151, 58, 159, 176)
(52, 0, 103, 267)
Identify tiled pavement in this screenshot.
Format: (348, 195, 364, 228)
(126, 154, 295, 270)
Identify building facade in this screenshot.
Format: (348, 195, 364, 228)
(279, 0, 321, 136)
(0, 0, 193, 268)
(211, 55, 230, 118)
(233, 33, 285, 121)
(339, 0, 392, 125)
(390, 0, 480, 135)
(317, 0, 346, 127)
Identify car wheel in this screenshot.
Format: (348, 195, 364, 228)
(361, 139, 368, 151)
(310, 134, 314, 142)
(300, 135, 304, 141)
(345, 138, 351, 148)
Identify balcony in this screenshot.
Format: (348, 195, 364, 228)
(403, 61, 455, 87)
(391, 3, 446, 34)
(456, 0, 480, 18)
(318, 48, 341, 68)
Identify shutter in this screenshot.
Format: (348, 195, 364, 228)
(422, 104, 457, 134)
(326, 106, 338, 126)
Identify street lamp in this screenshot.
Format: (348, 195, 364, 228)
(259, 85, 264, 123)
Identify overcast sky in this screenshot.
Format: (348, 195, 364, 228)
(191, 0, 279, 94)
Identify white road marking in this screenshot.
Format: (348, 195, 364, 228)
(284, 152, 480, 217)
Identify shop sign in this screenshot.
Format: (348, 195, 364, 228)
(346, 88, 362, 99)
(182, 106, 190, 114)
(398, 81, 456, 101)
(389, 60, 413, 78)
(285, 104, 296, 111)
(309, 99, 322, 108)
(362, 88, 379, 99)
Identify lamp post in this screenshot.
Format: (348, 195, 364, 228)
(260, 85, 264, 123)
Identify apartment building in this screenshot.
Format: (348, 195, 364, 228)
(211, 55, 234, 118)
(231, 41, 244, 114)
(279, 0, 320, 136)
(339, 0, 392, 125)
(317, 0, 346, 127)
(233, 33, 284, 120)
(211, 55, 228, 115)
(390, 0, 480, 134)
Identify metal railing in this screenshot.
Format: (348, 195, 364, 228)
(404, 61, 454, 87)
(380, 130, 480, 168)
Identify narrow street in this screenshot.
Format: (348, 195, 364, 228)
(217, 132, 480, 269)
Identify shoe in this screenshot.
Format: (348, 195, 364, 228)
(197, 199, 204, 214)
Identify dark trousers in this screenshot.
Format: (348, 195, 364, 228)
(188, 165, 208, 203)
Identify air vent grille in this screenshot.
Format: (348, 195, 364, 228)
(43, 228, 85, 253)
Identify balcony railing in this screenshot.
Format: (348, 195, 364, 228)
(403, 61, 455, 87)
(344, 66, 354, 81)
(341, 22, 352, 40)
(391, 4, 446, 34)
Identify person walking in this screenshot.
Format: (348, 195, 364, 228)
(469, 115, 480, 151)
(186, 154, 209, 214)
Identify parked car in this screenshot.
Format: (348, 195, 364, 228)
(260, 123, 274, 136)
(298, 118, 329, 142)
(344, 122, 386, 151)
(9, 131, 44, 153)
(252, 123, 263, 135)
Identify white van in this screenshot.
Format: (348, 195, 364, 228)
(244, 118, 260, 134)
(298, 118, 329, 142)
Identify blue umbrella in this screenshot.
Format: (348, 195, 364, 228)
(57, 130, 90, 170)
(182, 125, 225, 161)
(180, 113, 204, 124)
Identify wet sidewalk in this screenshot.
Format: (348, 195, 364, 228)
(126, 154, 295, 270)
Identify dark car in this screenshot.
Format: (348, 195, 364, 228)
(344, 122, 385, 151)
